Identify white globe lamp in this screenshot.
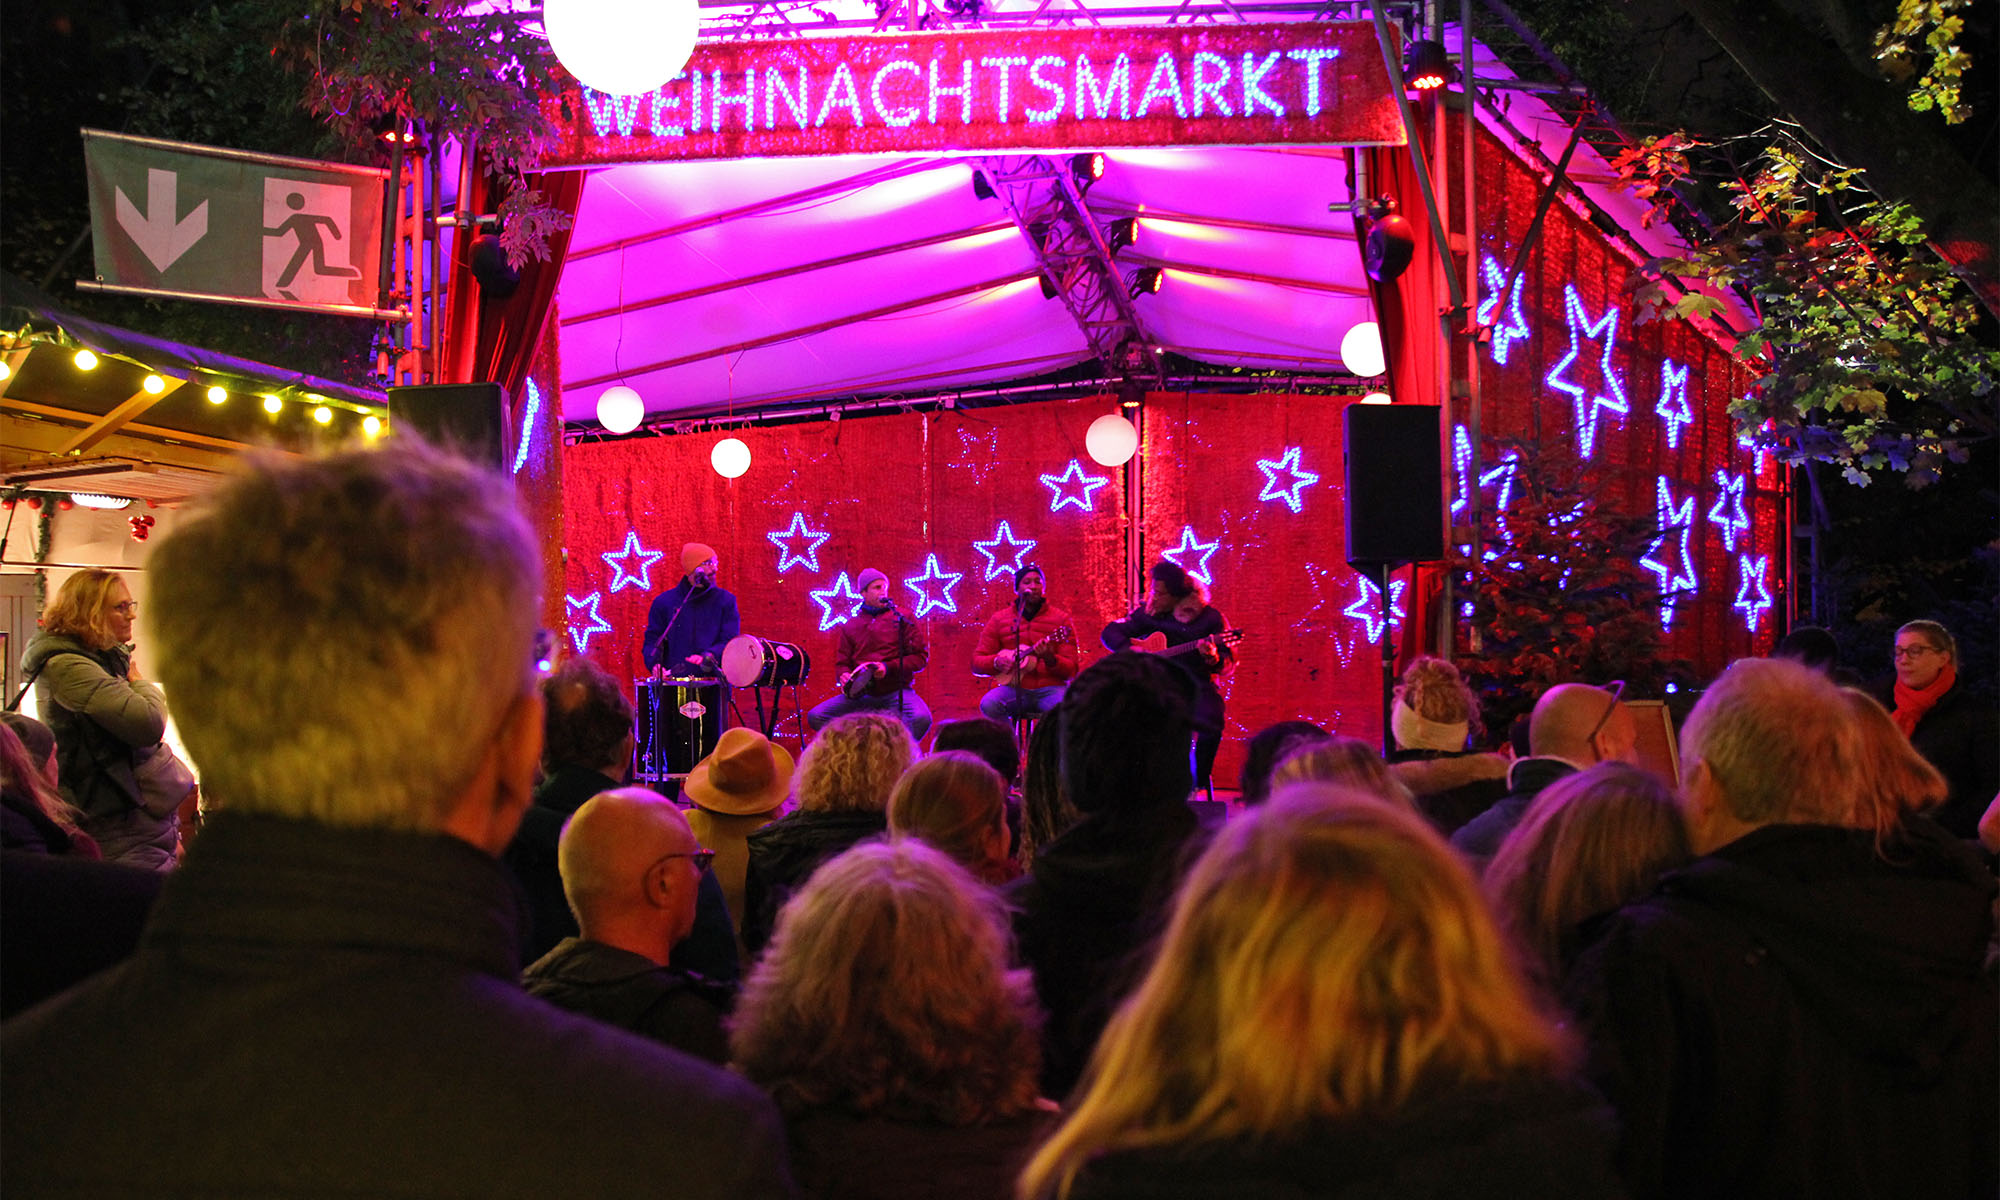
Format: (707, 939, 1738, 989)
(711, 436, 752, 479)
(1085, 413, 1139, 467)
(544, 0, 700, 97)
(1361, 391, 1393, 405)
(596, 385, 644, 434)
(1339, 321, 1387, 378)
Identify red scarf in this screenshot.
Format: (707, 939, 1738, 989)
(1891, 661, 1955, 738)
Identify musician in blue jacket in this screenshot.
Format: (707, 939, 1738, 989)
(643, 543, 741, 680)
(1102, 561, 1233, 791)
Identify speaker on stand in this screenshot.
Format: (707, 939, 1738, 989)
(1343, 403, 1446, 755)
(387, 383, 511, 469)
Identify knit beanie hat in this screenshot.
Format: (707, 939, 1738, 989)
(857, 567, 889, 593)
(681, 542, 717, 573)
(1014, 563, 1044, 590)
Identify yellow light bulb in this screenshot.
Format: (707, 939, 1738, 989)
(207, 386, 228, 404)
(73, 349, 98, 371)
(313, 406, 333, 425)
(142, 374, 167, 395)
(263, 395, 283, 414)
(362, 415, 383, 438)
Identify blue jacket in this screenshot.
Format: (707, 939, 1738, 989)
(643, 579, 741, 673)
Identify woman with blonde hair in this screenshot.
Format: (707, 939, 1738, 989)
(732, 839, 1051, 1200)
(1840, 688, 1949, 843)
(1485, 762, 1690, 989)
(889, 751, 1016, 885)
(1268, 735, 1419, 812)
(1387, 656, 1509, 836)
(1019, 785, 1619, 1200)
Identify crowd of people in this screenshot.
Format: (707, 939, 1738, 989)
(2, 440, 1995, 1199)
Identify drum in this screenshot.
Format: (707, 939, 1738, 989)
(632, 679, 723, 782)
(720, 635, 812, 688)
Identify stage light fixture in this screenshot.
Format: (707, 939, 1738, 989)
(71, 493, 132, 510)
(597, 384, 645, 434)
(73, 349, 98, 371)
(141, 374, 168, 395)
(206, 385, 228, 404)
(1039, 273, 1060, 300)
(543, 0, 699, 96)
(1131, 267, 1164, 296)
(1404, 39, 1454, 91)
(971, 170, 996, 201)
(1070, 153, 1105, 189)
(1106, 217, 1137, 256)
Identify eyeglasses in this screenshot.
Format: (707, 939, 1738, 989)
(1585, 680, 1626, 745)
(651, 849, 716, 874)
(1891, 644, 1939, 660)
(111, 602, 138, 615)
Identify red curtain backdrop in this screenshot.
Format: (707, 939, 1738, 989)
(439, 165, 587, 403)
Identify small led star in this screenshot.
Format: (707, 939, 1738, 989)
(600, 530, 665, 593)
(564, 592, 615, 654)
(1161, 525, 1221, 586)
(1738, 425, 1770, 475)
(1655, 360, 1692, 451)
(809, 572, 866, 632)
(1256, 446, 1320, 513)
(1039, 459, 1111, 514)
(972, 520, 1038, 581)
(1640, 476, 1699, 629)
(1477, 254, 1530, 365)
(1707, 470, 1749, 553)
(767, 512, 832, 575)
(903, 554, 965, 617)
(1475, 450, 1520, 562)
(1545, 284, 1630, 460)
(513, 379, 542, 476)
(1451, 425, 1472, 517)
(1734, 554, 1773, 633)
(1343, 577, 1407, 643)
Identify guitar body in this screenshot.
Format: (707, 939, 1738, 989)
(1129, 628, 1245, 667)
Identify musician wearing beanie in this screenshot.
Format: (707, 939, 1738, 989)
(805, 568, 931, 739)
(642, 543, 740, 682)
(972, 564, 1077, 723)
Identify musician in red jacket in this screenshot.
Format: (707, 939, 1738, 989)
(806, 569, 931, 739)
(1102, 561, 1235, 791)
(972, 564, 1077, 724)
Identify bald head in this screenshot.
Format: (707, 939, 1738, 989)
(557, 788, 703, 961)
(1528, 683, 1636, 766)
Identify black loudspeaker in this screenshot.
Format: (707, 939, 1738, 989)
(1344, 403, 1445, 568)
(388, 383, 510, 468)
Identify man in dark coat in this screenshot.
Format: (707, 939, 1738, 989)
(1564, 657, 1997, 1200)
(1, 444, 796, 1199)
(1451, 681, 1636, 868)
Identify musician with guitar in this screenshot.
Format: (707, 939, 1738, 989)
(806, 568, 932, 739)
(972, 564, 1077, 723)
(1101, 561, 1241, 792)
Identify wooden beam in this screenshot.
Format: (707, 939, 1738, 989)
(52, 380, 184, 456)
(0, 396, 262, 454)
(1, 416, 240, 478)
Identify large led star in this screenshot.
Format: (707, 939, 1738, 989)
(1343, 577, 1407, 643)
(1256, 446, 1320, 513)
(1640, 476, 1699, 629)
(1545, 284, 1630, 460)
(972, 520, 1037, 581)
(903, 554, 965, 617)
(600, 530, 665, 593)
(1477, 254, 1531, 365)
(1655, 360, 1692, 451)
(564, 591, 615, 654)
(809, 571, 866, 632)
(1707, 470, 1749, 553)
(1039, 458, 1111, 514)
(767, 511, 832, 575)
(1734, 554, 1773, 632)
(1161, 525, 1221, 586)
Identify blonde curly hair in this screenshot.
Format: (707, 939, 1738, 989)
(795, 712, 915, 814)
(1393, 655, 1483, 740)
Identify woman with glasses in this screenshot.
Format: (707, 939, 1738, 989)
(19, 569, 184, 868)
(1873, 620, 1997, 840)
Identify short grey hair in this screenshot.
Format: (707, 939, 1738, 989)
(146, 442, 540, 830)
(1681, 657, 1857, 825)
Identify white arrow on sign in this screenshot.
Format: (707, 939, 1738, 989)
(114, 168, 209, 273)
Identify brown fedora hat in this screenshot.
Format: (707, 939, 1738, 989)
(683, 727, 794, 816)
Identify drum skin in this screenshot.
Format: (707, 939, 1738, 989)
(721, 635, 811, 688)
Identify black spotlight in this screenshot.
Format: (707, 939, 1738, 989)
(1403, 39, 1454, 91)
(971, 170, 997, 201)
(1131, 267, 1164, 296)
(469, 232, 521, 300)
(1362, 198, 1416, 283)
(1040, 273, 1061, 300)
(1070, 152, 1106, 189)
(1106, 216, 1137, 255)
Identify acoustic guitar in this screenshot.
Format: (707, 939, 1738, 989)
(1130, 628, 1245, 663)
(995, 624, 1074, 673)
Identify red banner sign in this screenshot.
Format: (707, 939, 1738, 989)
(541, 22, 1400, 165)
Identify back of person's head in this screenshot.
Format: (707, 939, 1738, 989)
(146, 442, 540, 831)
(888, 751, 1008, 879)
(540, 656, 634, 772)
(557, 787, 703, 952)
(1, 712, 57, 780)
(1392, 657, 1483, 751)
(1773, 626, 1841, 673)
(40, 568, 128, 651)
(1839, 688, 1947, 841)
(929, 717, 1019, 789)
(1269, 735, 1417, 812)
(730, 839, 1041, 1125)
(1485, 762, 1690, 983)
(1018, 706, 1078, 868)
(1239, 721, 1330, 807)
(1060, 652, 1195, 813)
(1022, 785, 1567, 1199)
(796, 712, 915, 814)
(1682, 657, 1857, 828)
(1527, 682, 1635, 764)
(0, 721, 84, 841)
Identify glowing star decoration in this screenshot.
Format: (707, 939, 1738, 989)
(809, 571, 867, 632)
(1650, 360, 1692, 452)
(1707, 470, 1750, 553)
(1476, 450, 1521, 562)
(1342, 577, 1407, 643)
(512, 379, 542, 475)
(1256, 446, 1320, 513)
(972, 520, 1038, 581)
(1451, 425, 1472, 517)
(1476, 255, 1530, 365)
(767, 512, 832, 575)
(600, 530, 665, 593)
(1734, 555, 1773, 633)
(1545, 285, 1630, 460)
(1639, 476, 1699, 629)
(1039, 458, 1111, 514)
(564, 592, 615, 654)
(903, 554, 965, 617)
(1161, 525, 1221, 586)
(1738, 426, 1770, 475)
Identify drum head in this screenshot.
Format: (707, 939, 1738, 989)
(720, 634, 767, 688)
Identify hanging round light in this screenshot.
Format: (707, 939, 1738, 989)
(1339, 321, 1387, 378)
(711, 436, 751, 479)
(596, 385, 644, 434)
(543, 0, 700, 97)
(1361, 392, 1394, 405)
(1085, 413, 1139, 467)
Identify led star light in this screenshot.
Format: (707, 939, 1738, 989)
(972, 520, 1038, 581)
(1476, 450, 1520, 562)
(1476, 254, 1530, 366)
(1256, 446, 1320, 513)
(600, 530, 665, 593)
(1734, 555, 1773, 633)
(564, 592, 615, 654)
(767, 512, 832, 575)
(1343, 577, 1407, 643)
(513, 379, 542, 475)
(1161, 525, 1221, 586)
(1545, 285, 1630, 460)
(903, 554, 965, 617)
(1654, 360, 1692, 451)
(1640, 476, 1699, 629)
(1451, 425, 1472, 517)
(1707, 470, 1749, 553)
(809, 571, 866, 632)
(1039, 458, 1111, 514)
